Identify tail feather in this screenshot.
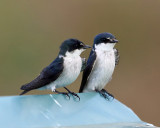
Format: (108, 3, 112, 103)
(20, 83, 32, 95)
(20, 82, 32, 90)
(19, 90, 30, 95)
(20, 76, 42, 95)
(20, 84, 27, 90)
(20, 75, 47, 95)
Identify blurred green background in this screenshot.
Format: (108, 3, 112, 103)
(0, 0, 160, 126)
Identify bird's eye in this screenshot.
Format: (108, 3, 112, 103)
(74, 44, 78, 48)
(101, 38, 109, 42)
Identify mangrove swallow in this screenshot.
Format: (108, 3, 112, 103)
(79, 32, 119, 100)
(20, 39, 91, 100)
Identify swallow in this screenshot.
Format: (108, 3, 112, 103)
(20, 38, 91, 100)
(79, 32, 119, 100)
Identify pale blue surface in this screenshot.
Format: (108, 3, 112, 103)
(0, 92, 154, 128)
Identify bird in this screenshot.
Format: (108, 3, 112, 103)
(20, 38, 91, 100)
(79, 32, 119, 100)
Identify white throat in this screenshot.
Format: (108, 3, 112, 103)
(95, 43, 115, 52)
(65, 49, 84, 58)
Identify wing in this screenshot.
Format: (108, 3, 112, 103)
(79, 50, 97, 93)
(20, 57, 64, 95)
(114, 48, 120, 66)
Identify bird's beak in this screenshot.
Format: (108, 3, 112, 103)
(83, 45, 91, 49)
(110, 39, 118, 43)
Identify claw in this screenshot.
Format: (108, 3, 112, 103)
(101, 93, 107, 99)
(101, 89, 114, 99)
(64, 87, 80, 101)
(62, 92, 70, 100)
(54, 90, 70, 100)
(96, 89, 114, 101)
(70, 92, 80, 101)
(106, 92, 114, 99)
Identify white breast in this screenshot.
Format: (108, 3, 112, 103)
(46, 55, 82, 91)
(83, 43, 116, 92)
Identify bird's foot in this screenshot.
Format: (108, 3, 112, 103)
(54, 90, 70, 100)
(69, 92, 80, 101)
(64, 87, 80, 101)
(96, 89, 114, 101)
(101, 89, 114, 99)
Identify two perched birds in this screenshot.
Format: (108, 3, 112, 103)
(20, 32, 119, 100)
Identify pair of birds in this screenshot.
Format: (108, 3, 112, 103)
(20, 32, 119, 100)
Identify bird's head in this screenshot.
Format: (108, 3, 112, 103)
(93, 32, 118, 51)
(59, 39, 91, 57)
